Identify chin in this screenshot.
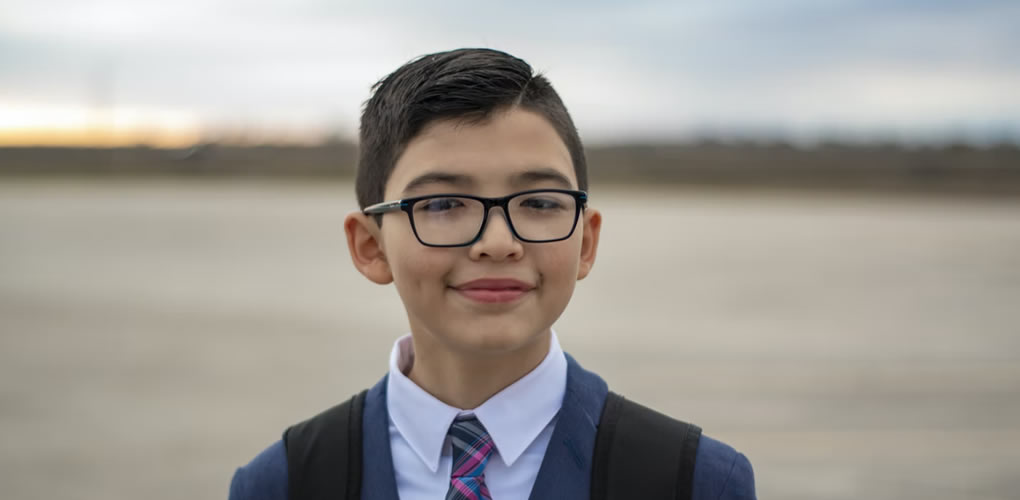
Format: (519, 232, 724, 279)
(452, 322, 548, 355)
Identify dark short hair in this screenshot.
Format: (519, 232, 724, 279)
(356, 48, 588, 212)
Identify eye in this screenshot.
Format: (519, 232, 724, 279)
(416, 197, 466, 213)
(519, 196, 566, 210)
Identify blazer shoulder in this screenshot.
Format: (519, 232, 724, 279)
(229, 440, 289, 500)
(693, 434, 756, 500)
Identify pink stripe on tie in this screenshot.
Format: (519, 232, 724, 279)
(453, 440, 494, 477)
(453, 479, 478, 500)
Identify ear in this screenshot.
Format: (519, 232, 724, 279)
(576, 207, 602, 281)
(344, 211, 393, 285)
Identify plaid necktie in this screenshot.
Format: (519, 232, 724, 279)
(445, 416, 495, 500)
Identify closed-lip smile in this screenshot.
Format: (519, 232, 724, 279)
(451, 278, 535, 303)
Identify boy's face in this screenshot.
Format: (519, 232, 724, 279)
(345, 108, 601, 359)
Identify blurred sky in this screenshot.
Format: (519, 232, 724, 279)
(1, 0, 1019, 146)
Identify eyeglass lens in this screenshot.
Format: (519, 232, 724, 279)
(410, 191, 577, 246)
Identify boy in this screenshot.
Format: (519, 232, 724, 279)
(230, 48, 755, 500)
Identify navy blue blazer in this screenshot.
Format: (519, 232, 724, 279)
(230, 354, 755, 500)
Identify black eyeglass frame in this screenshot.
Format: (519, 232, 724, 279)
(362, 188, 589, 248)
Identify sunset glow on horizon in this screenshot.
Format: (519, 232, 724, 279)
(0, 128, 201, 148)
(0, 103, 337, 147)
(0, 102, 201, 147)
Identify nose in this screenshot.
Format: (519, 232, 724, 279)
(469, 207, 522, 261)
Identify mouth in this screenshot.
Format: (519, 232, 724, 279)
(451, 278, 535, 304)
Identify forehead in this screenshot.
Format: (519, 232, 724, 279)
(385, 108, 576, 199)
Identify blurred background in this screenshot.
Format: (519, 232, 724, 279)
(2, 1, 1019, 499)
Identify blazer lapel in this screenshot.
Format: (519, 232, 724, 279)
(361, 375, 400, 500)
(528, 353, 609, 500)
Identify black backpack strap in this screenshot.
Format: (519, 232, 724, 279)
(282, 390, 367, 500)
(591, 391, 702, 500)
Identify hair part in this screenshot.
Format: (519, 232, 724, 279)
(356, 48, 588, 215)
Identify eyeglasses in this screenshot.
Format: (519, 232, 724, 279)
(363, 188, 588, 247)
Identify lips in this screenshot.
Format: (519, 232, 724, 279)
(452, 278, 535, 304)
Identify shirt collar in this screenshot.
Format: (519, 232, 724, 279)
(386, 330, 568, 473)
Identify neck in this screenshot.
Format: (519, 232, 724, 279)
(406, 329, 552, 409)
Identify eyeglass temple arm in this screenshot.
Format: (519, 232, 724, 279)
(362, 200, 403, 215)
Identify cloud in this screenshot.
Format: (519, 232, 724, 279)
(1, 0, 1018, 144)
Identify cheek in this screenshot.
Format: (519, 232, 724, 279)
(382, 224, 441, 285)
(390, 247, 456, 297)
(538, 240, 582, 284)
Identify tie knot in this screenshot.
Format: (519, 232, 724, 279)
(448, 416, 495, 479)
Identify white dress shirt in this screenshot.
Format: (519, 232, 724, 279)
(385, 330, 568, 500)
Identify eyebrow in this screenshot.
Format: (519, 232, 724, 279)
(401, 172, 475, 196)
(510, 167, 575, 190)
(401, 167, 574, 197)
